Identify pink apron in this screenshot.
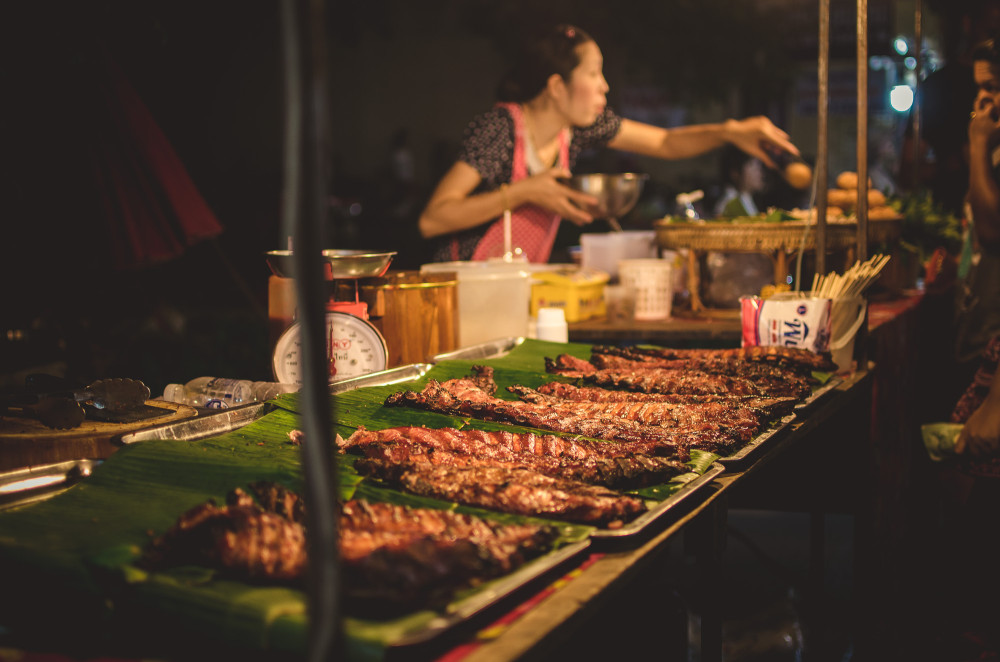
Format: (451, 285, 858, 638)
(467, 103, 570, 263)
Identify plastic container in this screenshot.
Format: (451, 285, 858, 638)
(162, 377, 297, 409)
(360, 270, 459, 367)
(420, 261, 531, 347)
(618, 258, 673, 321)
(580, 231, 657, 280)
(827, 296, 867, 372)
(529, 268, 608, 322)
(535, 307, 569, 343)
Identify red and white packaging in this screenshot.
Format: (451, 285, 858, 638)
(740, 295, 832, 353)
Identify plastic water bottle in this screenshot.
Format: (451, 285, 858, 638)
(161, 377, 297, 409)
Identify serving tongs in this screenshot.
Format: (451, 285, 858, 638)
(0, 375, 153, 429)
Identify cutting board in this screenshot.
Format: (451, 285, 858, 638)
(0, 400, 197, 471)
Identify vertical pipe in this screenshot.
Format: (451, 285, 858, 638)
(280, 0, 341, 659)
(856, 0, 869, 263)
(816, 0, 831, 278)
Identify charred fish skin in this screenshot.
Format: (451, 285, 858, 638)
(590, 352, 815, 390)
(532, 382, 798, 419)
(384, 376, 719, 457)
(340, 425, 689, 489)
(141, 483, 558, 613)
(546, 355, 763, 396)
(507, 385, 762, 442)
(396, 370, 758, 454)
(546, 354, 810, 400)
(355, 458, 647, 527)
(338, 498, 557, 612)
(141, 493, 308, 582)
(592, 343, 836, 374)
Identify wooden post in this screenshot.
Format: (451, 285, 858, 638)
(816, 0, 831, 280)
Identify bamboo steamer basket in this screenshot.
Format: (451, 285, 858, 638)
(360, 270, 459, 368)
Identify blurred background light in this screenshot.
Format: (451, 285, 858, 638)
(890, 84, 914, 112)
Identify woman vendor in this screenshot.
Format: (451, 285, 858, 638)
(418, 24, 802, 264)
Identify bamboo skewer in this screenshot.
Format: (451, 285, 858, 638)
(811, 253, 890, 299)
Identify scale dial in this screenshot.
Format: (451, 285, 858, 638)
(272, 311, 389, 384)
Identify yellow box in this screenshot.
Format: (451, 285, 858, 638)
(530, 268, 608, 322)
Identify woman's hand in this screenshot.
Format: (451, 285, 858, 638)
(724, 117, 799, 169)
(510, 167, 599, 226)
(968, 98, 1000, 150)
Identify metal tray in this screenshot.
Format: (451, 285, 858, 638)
(330, 363, 435, 393)
(589, 462, 724, 540)
(117, 402, 274, 445)
(717, 411, 797, 466)
(117, 365, 438, 446)
(390, 538, 591, 649)
(0, 458, 101, 510)
(794, 375, 842, 415)
(432, 337, 526, 362)
(111, 396, 594, 652)
(265, 249, 396, 280)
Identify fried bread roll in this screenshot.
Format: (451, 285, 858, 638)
(828, 188, 856, 208)
(835, 171, 873, 190)
(868, 205, 900, 220)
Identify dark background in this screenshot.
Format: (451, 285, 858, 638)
(0, 0, 962, 394)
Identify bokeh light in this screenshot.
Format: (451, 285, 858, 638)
(890, 85, 914, 112)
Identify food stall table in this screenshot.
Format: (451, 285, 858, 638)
(1, 330, 917, 661)
(448, 370, 874, 662)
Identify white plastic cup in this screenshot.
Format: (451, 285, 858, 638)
(535, 307, 569, 343)
(618, 258, 673, 321)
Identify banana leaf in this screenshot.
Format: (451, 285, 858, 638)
(279, 339, 719, 501)
(0, 339, 723, 658)
(0, 403, 591, 661)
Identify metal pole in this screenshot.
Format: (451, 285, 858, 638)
(816, 0, 831, 278)
(857, 0, 869, 263)
(281, 0, 342, 659)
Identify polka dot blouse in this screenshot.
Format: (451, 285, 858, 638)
(430, 105, 623, 262)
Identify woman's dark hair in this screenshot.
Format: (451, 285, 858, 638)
(497, 24, 594, 103)
(972, 37, 1000, 65)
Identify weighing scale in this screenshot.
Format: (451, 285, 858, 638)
(265, 249, 396, 383)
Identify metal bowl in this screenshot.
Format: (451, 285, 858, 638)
(265, 249, 396, 279)
(566, 173, 649, 219)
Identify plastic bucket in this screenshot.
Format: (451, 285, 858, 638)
(827, 295, 866, 371)
(619, 258, 673, 321)
(421, 261, 531, 347)
(580, 231, 656, 280)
